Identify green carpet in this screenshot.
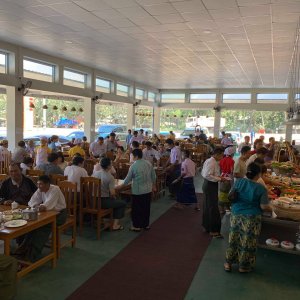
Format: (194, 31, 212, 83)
(185, 214, 300, 300)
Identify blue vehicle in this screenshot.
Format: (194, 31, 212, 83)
(97, 124, 127, 140)
(54, 118, 78, 128)
(66, 131, 85, 140)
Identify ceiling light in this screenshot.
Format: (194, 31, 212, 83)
(203, 30, 211, 34)
(65, 41, 73, 44)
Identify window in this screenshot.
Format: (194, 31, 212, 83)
(23, 58, 54, 82)
(0, 52, 7, 74)
(135, 88, 145, 100)
(96, 77, 111, 93)
(116, 83, 129, 97)
(222, 93, 251, 104)
(190, 93, 216, 103)
(148, 92, 156, 102)
(161, 93, 185, 103)
(64, 68, 86, 88)
(257, 93, 288, 104)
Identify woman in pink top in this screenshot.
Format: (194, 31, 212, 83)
(175, 150, 197, 209)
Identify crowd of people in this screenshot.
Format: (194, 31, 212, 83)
(0, 129, 288, 296)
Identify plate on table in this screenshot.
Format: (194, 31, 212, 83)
(4, 220, 27, 228)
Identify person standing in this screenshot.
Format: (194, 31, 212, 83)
(12, 141, 28, 164)
(37, 152, 64, 176)
(234, 146, 251, 180)
(89, 137, 107, 158)
(201, 148, 225, 238)
(123, 149, 156, 232)
(105, 132, 119, 152)
(81, 136, 90, 157)
(238, 136, 251, 153)
(35, 136, 51, 168)
(142, 141, 160, 165)
(125, 129, 132, 148)
(224, 163, 271, 273)
(175, 150, 197, 209)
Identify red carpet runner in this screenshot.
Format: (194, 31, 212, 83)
(67, 194, 211, 300)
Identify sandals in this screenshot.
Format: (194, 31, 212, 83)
(224, 263, 232, 272)
(239, 268, 251, 273)
(112, 225, 124, 231)
(211, 233, 224, 239)
(129, 227, 141, 232)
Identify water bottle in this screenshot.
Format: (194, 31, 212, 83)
(11, 201, 18, 210)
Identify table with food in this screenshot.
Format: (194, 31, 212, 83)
(258, 162, 300, 254)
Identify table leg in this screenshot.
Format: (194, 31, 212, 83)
(51, 218, 57, 268)
(4, 238, 10, 256)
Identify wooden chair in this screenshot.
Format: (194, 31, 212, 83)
(0, 174, 9, 183)
(154, 170, 167, 200)
(57, 181, 77, 258)
(49, 174, 67, 185)
(79, 177, 113, 239)
(0, 151, 11, 174)
(84, 159, 97, 176)
(106, 151, 115, 161)
(26, 169, 44, 176)
(28, 175, 39, 185)
(116, 163, 130, 180)
(160, 156, 169, 168)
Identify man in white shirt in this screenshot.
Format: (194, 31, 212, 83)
(64, 156, 88, 192)
(105, 132, 119, 152)
(201, 148, 225, 238)
(129, 131, 139, 146)
(142, 141, 160, 165)
(15, 175, 67, 262)
(238, 135, 251, 153)
(246, 147, 268, 167)
(137, 129, 145, 144)
(89, 137, 107, 158)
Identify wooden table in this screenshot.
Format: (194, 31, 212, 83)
(0, 206, 58, 277)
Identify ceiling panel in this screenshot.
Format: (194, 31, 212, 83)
(0, 0, 297, 88)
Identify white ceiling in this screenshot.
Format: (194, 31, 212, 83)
(0, 0, 299, 89)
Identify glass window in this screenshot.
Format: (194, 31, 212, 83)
(161, 93, 185, 103)
(96, 77, 111, 93)
(148, 92, 156, 102)
(0, 52, 7, 74)
(135, 88, 145, 100)
(190, 93, 216, 103)
(116, 83, 129, 97)
(64, 68, 86, 88)
(222, 93, 251, 103)
(257, 93, 288, 103)
(23, 58, 54, 82)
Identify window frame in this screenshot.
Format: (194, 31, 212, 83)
(63, 67, 87, 89)
(135, 88, 145, 100)
(23, 57, 55, 82)
(256, 93, 288, 104)
(190, 93, 216, 103)
(222, 93, 251, 104)
(0, 51, 8, 74)
(95, 77, 112, 93)
(116, 83, 130, 97)
(161, 93, 186, 103)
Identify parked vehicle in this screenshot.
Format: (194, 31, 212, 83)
(66, 131, 85, 140)
(24, 135, 70, 146)
(180, 127, 209, 139)
(54, 118, 78, 128)
(97, 124, 127, 141)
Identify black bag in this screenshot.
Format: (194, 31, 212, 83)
(169, 177, 183, 194)
(228, 188, 238, 203)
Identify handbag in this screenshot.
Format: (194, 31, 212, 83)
(169, 177, 183, 194)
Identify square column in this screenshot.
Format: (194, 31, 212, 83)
(213, 110, 221, 138)
(127, 103, 135, 130)
(153, 106, 161, 134)
(83, 97, 96, 142)
(6, 86, 24, 150)
(285, 124, 293, 142)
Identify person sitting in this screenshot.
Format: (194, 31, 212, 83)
(64, 156, 88, 192)
(15, 175, 67, 262)
(105, 132, 119, 152)
(114, 146, 129, 163)
(0, 139, 10, 164)
(20, 157, 34, 175)
(12, 140, 28, 164)
(142, 141, 160, 165)
(221, 134, 233, 148)
(250, 139, 264, 155)
(37, 153, 64, 176)
(35, 136, 51, 168)
(81, 136, 90, 157)
(57, 151, 69, 171)
(67, 138, 76, 148)
(68, 138, 85, 158)
(89, 137, 107, 159)
(0, 163, 37, 205)
(93, 158, 126, 230)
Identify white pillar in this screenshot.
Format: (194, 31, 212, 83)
(153, 106, 161, 134)
(84, 97, 95, 142)
(213, 110, 221, 138)
(285, 124, 293, 142)
(6, 86, 24, 150)
(127, 103, 135, 130)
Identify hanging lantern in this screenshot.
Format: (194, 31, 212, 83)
(135, 112, 138, 115)
(53, 105, 58, 110)
(71, 107, 76, 112)
(79, 108, 83, 112)
(181, 115, 184, 118)
(188, 115, 191, 117)
(42, 105, 48, 109)
(62, 106, 67, 111)
(174, 115, 177, 117)
(29, 102, 35, 109)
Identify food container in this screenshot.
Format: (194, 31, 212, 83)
(22, 208, 38, 221)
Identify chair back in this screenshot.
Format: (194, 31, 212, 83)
(80, 177, 101, 210)
(0, 151, 11, 174)
(0, 173, 9, 183)
(28, 175, 39, 185)
(116, 163, 130, 180)
(196, 144, 209, 153)
(160, 156, 169, 167)
(183, 143, 193, 150)
(27, 169, 44, 176)
(106, 151, 115, 161)
(50, 174, 67, 185)
(84, 159, 97, 176)
(58, 181, 77, 217)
